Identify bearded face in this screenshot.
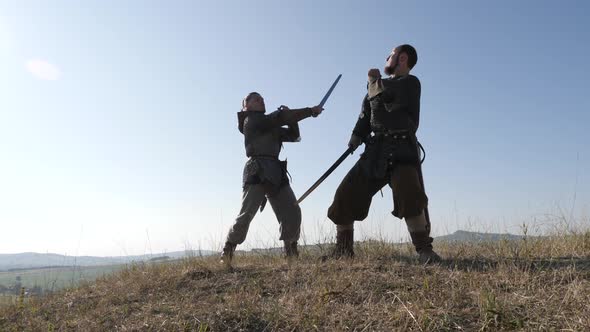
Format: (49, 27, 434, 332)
(384, 48, 399, 76)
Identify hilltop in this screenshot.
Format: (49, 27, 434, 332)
(1, 232, 589, 331)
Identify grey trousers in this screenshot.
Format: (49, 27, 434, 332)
(226, 184, 301, 245)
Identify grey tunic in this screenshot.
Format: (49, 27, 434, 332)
(226, 107, 313, 245)
(238, 108, 312, 194)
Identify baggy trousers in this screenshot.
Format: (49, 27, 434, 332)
(327, 159, 428, 226)
(226, 183, 301, 245)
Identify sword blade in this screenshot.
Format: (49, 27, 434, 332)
(296, 147, 353, 205)
(318, 74, 342, 108)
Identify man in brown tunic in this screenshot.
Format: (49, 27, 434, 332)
(221, 92, 323, 265)
(327, 44, 441, 263)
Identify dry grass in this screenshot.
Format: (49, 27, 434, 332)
(0, 295, 16, 307)
(1, 231, 589, 331)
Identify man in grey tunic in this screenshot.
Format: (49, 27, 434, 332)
(221, 92, 323, 265)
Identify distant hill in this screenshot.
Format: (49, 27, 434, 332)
(250, 231, 527, 254)
(0, 250, 216, 271)
(434, 230, 525, 243)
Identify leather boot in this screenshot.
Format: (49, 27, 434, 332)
(410, 231, 441, 264)
(325, 228, 354, 260)
(284, 241, 299, 258)
(220, 241, 237, 266)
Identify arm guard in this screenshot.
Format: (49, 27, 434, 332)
(258, 108, 313, 132)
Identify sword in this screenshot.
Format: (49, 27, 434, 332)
(296, 147, 353, 205)
(278, 74, 341, 113)
(295, 74, 344, 204)
(319, 74, 342, 108)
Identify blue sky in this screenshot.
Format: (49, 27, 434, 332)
(1, 1, 589, 256)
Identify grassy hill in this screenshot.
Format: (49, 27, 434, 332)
(1, 231, 589, 331)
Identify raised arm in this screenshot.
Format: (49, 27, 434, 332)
(366, 71, 421, 133)
(256, 106, 322, 132)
